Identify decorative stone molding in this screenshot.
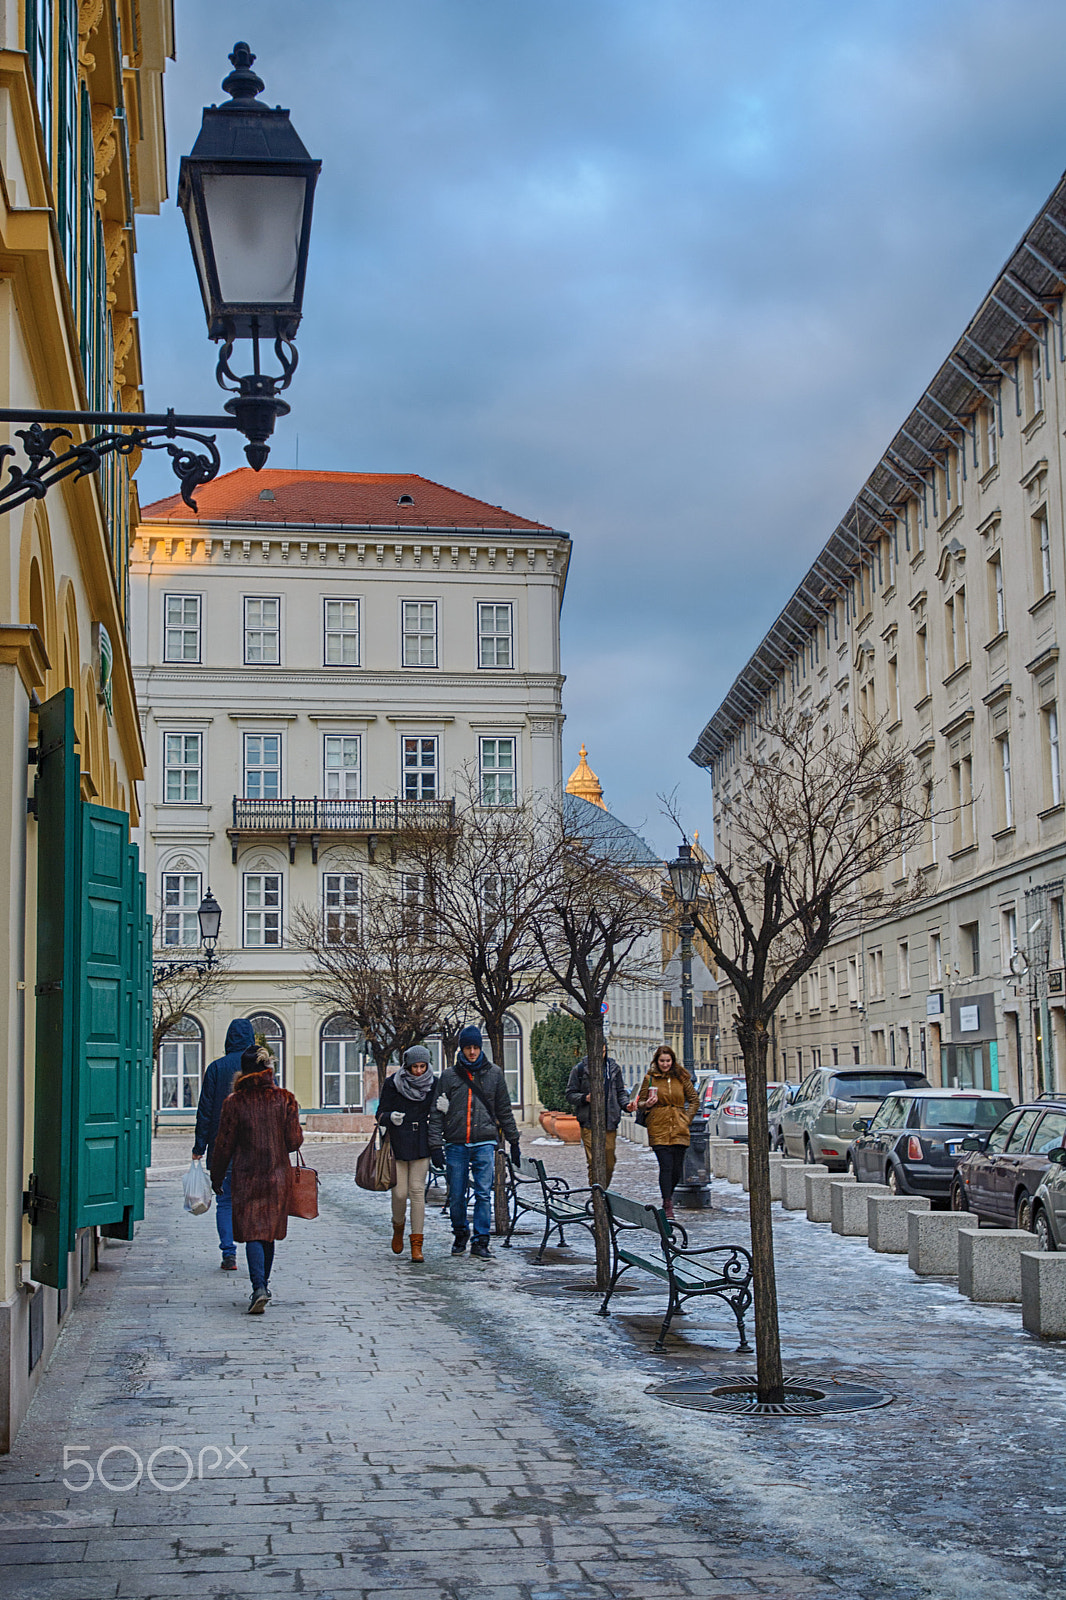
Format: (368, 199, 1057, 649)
(0, 624, 49, 692)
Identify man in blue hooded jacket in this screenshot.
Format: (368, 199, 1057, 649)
(429, 1025, 520, 1259)
(192, 1017, 256, 1268)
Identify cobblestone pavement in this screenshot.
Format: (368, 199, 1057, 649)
(0, 1131, 1063, 1599)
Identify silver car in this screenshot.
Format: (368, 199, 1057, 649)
(1031, 1146, 1066, 1250)
(781, 1066, 929, 1169)
(712, 1081, 787, 1144)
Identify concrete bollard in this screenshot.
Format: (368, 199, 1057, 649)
(958, 1228, 1032, 1302)
(805, 1168, 854, 1222)
(1021, 1250, 1066, 1338)
(724, 1144, 746, 1185)
(709, 1140, 733, 1179)
(768, 1152, 787, 1201)
(908, 1210, 972, 1276)
(831, 1181, 892, 1236)
(780, 1161, 816, 1209)
(739, 1148, 751, 1190)
(867, 1195, 931, 1253)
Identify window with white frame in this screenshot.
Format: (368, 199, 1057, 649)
(930, 930, 943, 985)
(323, 598, 361, 666)
(888, 652, 900, 724)
(323, 735, 361, 800)
(323, 872, 361, 943)
(867, 947, 885, 1000)
(402, 736, 438, 800)
(247, 1012, 286, 1083)
(158, 1016, 204, 1109)
(161, 870, 202, 947)
(945, 588, 969, 673)
(897, 939, 910, 994)
(244, 734, 281, 800)
(983, 400, 998, 472)
(478, 602, 513, 668)
(1030, 342, 1044, 417)
(1034, 506, 1052, 598)
(479, 737, 516, 805)
(997, 729, 1013, 830)
(827, 962, 839, 1010)
(321, 1014, 365, 1108)
(243, 873, 282, 946)
(1002, 906, 1018, 968)
(1044, 701, 1062, 808)
(163, 732, 202, 803)
(950, 732, 975, 850)
(915, 619, 930, 700)
(988, 551, 1005, 636)
(847, 954, 859, 1006)
(402, 600, 438, 667)
(244, 597, 281, 664)
(163, 594, 202, 662)
(400, 872, 429, 937)
(806, 969, 820, 1012)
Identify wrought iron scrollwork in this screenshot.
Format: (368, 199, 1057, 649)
(0, 416, 223, 512)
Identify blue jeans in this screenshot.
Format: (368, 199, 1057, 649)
(245, 1241, 275, 1292)
(446, 1142, 496, 1240)
(215, 1167, 234, 1258)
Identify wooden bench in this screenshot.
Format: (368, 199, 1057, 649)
(595, 1186, 753, 1352)
(153, 1108, 196, 1137)
(503, 1155, 595, 1262)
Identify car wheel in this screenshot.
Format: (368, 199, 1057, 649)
(804, 1138, 816, 1165)
(950, 1180, 968, 1212)
(1016, 1192, 1033, 1232)
(1033, 1206, 1056, 1252)
(774, 1132, 785, 1154)
(846, 1156, 858, 1177)
(886, 1165, 902, 1196)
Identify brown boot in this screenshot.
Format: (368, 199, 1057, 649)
(410, 1234, 424, 1263)
(391, 1223, 405, 1255)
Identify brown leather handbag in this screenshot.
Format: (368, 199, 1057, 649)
(287, 1149, 319, 1219)
(355, 1125, 397, 1192)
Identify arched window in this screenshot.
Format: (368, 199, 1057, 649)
(247, 1013, 286, 1085)
(320, 1014, 366, 1109)
(158, 1015, 204, 1109)
(482, 1014, 522, 1108)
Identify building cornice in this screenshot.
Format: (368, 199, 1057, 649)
(0, 623, 50, 693)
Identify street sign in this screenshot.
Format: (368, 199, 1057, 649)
(601, 1002, 609, 1015)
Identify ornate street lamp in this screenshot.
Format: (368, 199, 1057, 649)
(0, 42, 320, 510)
(154, 888, 223, 982)
(668, 842, 704, 1081)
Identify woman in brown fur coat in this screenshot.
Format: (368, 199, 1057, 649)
(210, 1046, 303, 1313)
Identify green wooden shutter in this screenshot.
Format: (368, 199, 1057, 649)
(129, 855, 150, 1225)
(30, 689, 79, 1288)
(73, 803, 130, 1231)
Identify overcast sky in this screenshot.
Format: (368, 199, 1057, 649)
(135, 0, 1066, 853)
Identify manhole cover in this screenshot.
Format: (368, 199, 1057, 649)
(647, 1375, 894, 1417)
(515, 1275, 639, 1296)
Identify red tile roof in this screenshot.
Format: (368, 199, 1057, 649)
(141, 469, 556, 532)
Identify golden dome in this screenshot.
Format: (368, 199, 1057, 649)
(566, 744, 606, 809)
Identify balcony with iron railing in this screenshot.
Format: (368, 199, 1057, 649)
(228, 795, 455, 862)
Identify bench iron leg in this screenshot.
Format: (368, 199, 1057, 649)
(654, 1287, 680, 1352)
(732, 1295, 752, 1352)
(534, 1211, 553, 1263)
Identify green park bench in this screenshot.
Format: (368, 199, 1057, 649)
(503, 1154, 595, 1262)
(595, 1186, 753, 1353)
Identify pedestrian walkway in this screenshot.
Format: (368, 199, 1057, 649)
(0, 1135, 1063, 1598)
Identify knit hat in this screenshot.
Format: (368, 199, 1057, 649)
(458, 1025, 483, 1051)
(403, 1045, 432, 1067)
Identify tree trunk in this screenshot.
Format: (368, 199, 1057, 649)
(583, 1014, 611, 1290)
(740, 1018, 785, 1405)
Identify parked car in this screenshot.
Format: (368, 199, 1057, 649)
(768, 1082, 799, 1152)
(712, 1081, 788, 1143)
(1031, 1147, 1066, 1250)
(951, 1098, 1066, 1228)
(780, 1067, 930, 1169)
(848, 1089, 1013, 1201)
(697, 1073, 744, 1116)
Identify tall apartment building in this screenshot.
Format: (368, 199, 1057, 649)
(0, 2, 170, 1447)
(692, 168, 1066, 1104)
(131, 468, 570, 1120)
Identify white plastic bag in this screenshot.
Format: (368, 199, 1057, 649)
(182, 1158, 213, 1216)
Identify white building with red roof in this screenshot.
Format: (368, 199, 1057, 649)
(131, 468, 570, 1119)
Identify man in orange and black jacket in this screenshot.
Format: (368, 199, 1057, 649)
(429, 1025, 519, 1260)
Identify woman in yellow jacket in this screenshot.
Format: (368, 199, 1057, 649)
(635, 1045, 699, 1218)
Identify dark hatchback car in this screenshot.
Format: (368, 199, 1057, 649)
(848, 1089, 1013, 1201)
(951, 1098, 1066, 1229)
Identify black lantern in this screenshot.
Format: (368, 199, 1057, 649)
(179, 42, 319, 345)
(197, 889, 223, 952)
(668, 841, 703, 909)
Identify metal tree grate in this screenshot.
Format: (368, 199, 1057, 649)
(647, 1375, 894, 1417)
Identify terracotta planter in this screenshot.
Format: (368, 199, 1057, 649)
(538, 1111, 557, 1137)
(552, 1113, 582, 1144)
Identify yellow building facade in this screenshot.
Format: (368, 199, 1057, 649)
(0, 0, 170, 1450)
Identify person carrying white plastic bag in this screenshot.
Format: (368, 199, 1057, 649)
(183, 1157, 213, 1216)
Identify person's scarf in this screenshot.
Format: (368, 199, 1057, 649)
(395, 1062, 435, 1101)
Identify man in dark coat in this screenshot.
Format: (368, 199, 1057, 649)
(429, 1024, 520, 1259)
(193, 1017, 256, 1268)
(566, 1043, 630, 1186)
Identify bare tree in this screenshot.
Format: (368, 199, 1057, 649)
(533, 813, 667, 1287)
(152, 945, 234, 1059)
(679, 710, 933, 1403)
(291, 866, 457, 1095)
(399, 777, 561, 1070)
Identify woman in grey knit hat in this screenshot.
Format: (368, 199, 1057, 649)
(375, 1046, 437, 1261)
